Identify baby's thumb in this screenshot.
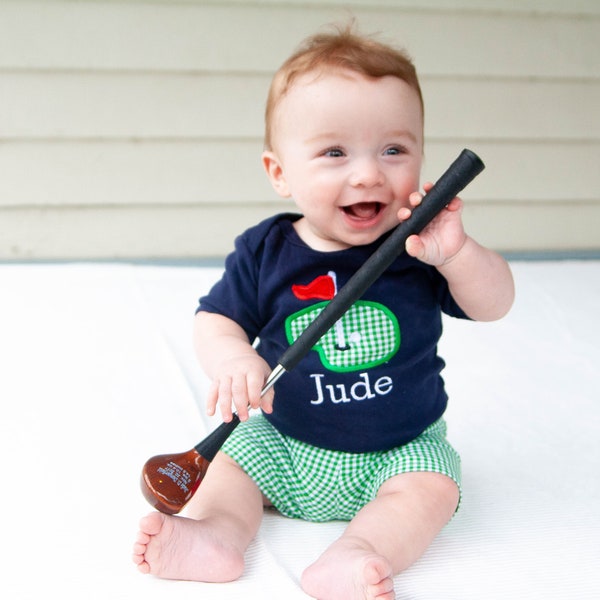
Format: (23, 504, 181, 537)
(405, 234, 425, 260)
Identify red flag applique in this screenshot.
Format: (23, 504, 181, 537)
(292, 274, 336, 300)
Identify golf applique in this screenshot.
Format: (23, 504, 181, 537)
(286, 271, 401, 373)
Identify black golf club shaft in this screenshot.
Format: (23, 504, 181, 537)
(194, 148, 485, 460)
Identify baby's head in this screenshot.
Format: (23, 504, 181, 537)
(264, 25, 423, 152)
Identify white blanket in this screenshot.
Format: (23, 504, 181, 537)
(2, 261, 598, 599)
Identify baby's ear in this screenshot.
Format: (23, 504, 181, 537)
(262, 151, 291, 198)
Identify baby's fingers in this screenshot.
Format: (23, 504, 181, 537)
(405, 234, 426, 260)
(240, 370, 275, 417)
(214, 375, 236, 422)
(245, 369, 269, 411)
(398, 186, 428, 222)
(206, 380, 219, 417)
(229, 375, 255, 422)
(260, 385, 275, 415)
(208, 358, 275, 423)
(408, 183, 433, 207)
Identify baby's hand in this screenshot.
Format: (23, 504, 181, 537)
(206, 354, 275, 423)
(398, 182, 467, 266)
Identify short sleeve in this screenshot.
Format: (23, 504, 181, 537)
(196, 233, 263, 340)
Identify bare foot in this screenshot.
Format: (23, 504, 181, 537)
(132, 512, 244, 582)
(301, 537, 395, 600)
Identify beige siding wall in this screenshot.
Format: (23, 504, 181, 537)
(1, 0, 599, 259)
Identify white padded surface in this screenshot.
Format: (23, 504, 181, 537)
(2, 261, 598, 599)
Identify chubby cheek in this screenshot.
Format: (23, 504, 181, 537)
(291, 190, 331, 223)
(395, 176, 420, 209)
(298, 177, 342, 211)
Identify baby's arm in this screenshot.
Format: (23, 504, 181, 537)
(400, 185, 515, 321)
(434, 233, 514, 321)
(193, 311, 274, 422)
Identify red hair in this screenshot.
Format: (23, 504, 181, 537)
(264, 25, 423, 150)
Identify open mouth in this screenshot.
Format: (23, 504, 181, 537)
(342, 202, 383, 220)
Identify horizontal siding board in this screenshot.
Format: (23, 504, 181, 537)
(0, 3, 598, 78)
(111, 0, 600, 16)
(420, 141, 600, 203)
(2, 201, 598, 260)
(0, 72, 270, 139)
(461, 201, 600, 252)
(0, 204, 285, 260)
(1, 141, 598, 207)
(0, 140, 276, 207)
(422, 79, 600, 142)
(2, 73, 599, 141)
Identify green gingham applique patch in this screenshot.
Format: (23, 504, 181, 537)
(285, 300, 400, 372)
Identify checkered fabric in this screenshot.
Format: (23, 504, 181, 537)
(285, 301, 400, 372)
(221, 414, 461, 522)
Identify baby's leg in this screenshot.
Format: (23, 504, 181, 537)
(301, 472, 459, 600)
(132, 451, 264, 582)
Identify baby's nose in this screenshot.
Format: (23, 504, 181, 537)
(349, 157, 385, 188)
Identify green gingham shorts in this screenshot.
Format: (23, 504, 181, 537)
(221, 414, 461, 522)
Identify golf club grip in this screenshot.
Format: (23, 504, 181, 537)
(277, 148, 485, 373)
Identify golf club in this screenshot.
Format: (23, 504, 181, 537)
(141, 148, 485, 514)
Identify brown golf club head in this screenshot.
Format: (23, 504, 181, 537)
(140, 417, 241, 514)
(140, 448, 210, 515)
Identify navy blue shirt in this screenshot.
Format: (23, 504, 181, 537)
(198, 213, 469, 453)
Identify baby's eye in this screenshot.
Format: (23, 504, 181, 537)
(323, 147, 345, 158)
(383, 146, 406, 156)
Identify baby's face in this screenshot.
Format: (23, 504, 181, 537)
(263, 69, 423, 251)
